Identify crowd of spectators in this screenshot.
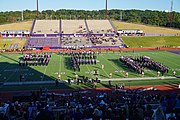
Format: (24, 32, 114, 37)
(0, 88, 180, 120)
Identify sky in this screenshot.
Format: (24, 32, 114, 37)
(0, 0, 180, 12)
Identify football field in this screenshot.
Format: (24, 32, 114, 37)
(0, 51, 180, 83)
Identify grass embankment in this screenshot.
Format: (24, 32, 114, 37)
(0, 21, 32, 31)
(122, 36, 180, 48)
(112, 20, 180, 34)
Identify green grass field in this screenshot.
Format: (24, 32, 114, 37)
(122, 36, 180, 48)
(0, 51, 179, 82)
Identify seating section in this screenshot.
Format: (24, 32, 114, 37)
(62, 20, 87, 34)
(87, 20, 115, 34)
(26, 20, 124, 49)
(25, 38, 59, 48)
(61, 36, 92, 49)
(33, 20, 59, 34)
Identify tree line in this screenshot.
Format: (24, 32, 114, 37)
(0, 9, 180, 29)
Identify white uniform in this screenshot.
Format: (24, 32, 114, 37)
(125, 72, 128, 77)
(58, 74, 61, 80)
(76, 74, 78, 80)
(109, 73, 112, 78)
(157, 71, 160, 77)
(173, 71, 176, 76)
(102, 64, 104, 69)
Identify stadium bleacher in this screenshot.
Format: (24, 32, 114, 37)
(0, 88, 179, 120)
(25, 19, 125, 49)
(62, 20, 87, 34)
(33, 20, 60, 34)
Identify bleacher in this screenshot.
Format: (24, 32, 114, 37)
(62, 20, 87, 34)
(25, 37, 59, 48)
(33, 20, 60, 34)
(61, 36, 92, 49)
(1, 88, 180, 120)
(25, 19, 125, 49)
(87, 20, 115, 34)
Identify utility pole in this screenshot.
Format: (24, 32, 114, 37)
(169, 0, 173, 27)
(120, 11, 122, 21)
(106, 0, 108, 19)
(36, 0, 39, 18)
(21, 10, 24, 21)
(170, 0, 173, 13)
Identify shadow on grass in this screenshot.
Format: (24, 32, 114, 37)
(162, 81, 179, 89)
(0, 53, 20, 63)
(99, 82, 111, 88)
(99, 74, 109, 78)
(64, 56, 73, 70)
(0, 62, 73, 91)
(108, 59, 139, 77)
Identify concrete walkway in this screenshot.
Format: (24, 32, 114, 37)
(100, 76, 177, 81)
(1, 76, 178, 86)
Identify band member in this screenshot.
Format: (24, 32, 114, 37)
(157, 71, 160, 77)
(75, 74, 79, 81)
(141, 71, 144, 77)
(173, 71, 176, 76)
(58, 74, 61, 80)
(101, 64, 104, 69)
(109, 73, 112, 79)
(125, 72, 129, 78)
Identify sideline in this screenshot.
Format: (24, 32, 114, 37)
(1, 76, 178, 86)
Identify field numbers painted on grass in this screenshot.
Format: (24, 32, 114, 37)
(115, 70, 125, 73)
(85, 71, 90, 74)
(4, 69, 29, 72)
(55, 72, 66, 75)
(23, 73, 34, 76)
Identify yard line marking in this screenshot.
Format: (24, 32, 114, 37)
(0, 54, 20, 73)
(0, 56, 18, 88)
(95, 56, 109, 77)
(0, 69, 17, 89)
(85, 65, 93, 77)
(0, 54, 14, 62)
(100, 54, 124, 77)
(59, 55, 62, 74)
(106, 54, 126, 76)
(42, 65, 48, 81)
(22, 67, 33, 81)
(158, 52, 180, 67)
(97, 63, 109, 78)
(0, 54, 18, 72)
